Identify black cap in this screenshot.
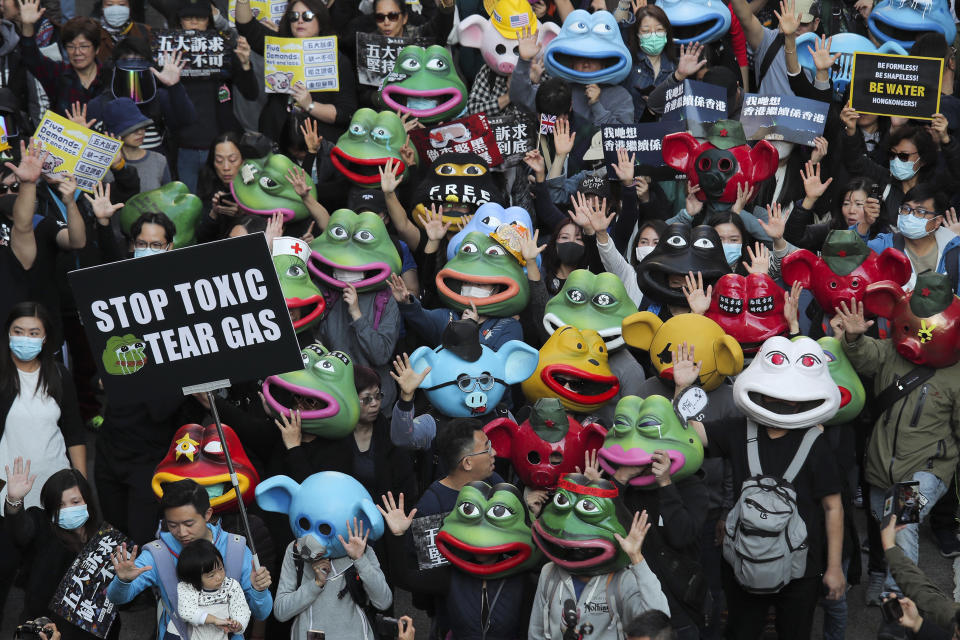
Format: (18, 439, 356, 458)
(441, 319, 482, 362)
(348, 188, 387, 214)
(578, 174, 609, 199)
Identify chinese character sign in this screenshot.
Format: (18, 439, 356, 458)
(662, 79, 728, 137)
(50, 524, 132, 638)
(740, 94, 830, 146)
(33, 111, 122, 193)
(411, 513, 450, 570)
(152, 30, 233, 78)
(601, 121, 684, 180)
(408, 114, 504, 167)
(264, 36, 339, 93)
(355, 33, 426, 87)
(488, 112, 536, 167)
(227, 0, 287, 25)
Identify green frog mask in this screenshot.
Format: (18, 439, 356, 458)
(814, 336, 866, 426)
(436, 231, 529, 317)
(231, 152, 317, 222)
(331, 109, 415, 187)
(308, 209, 402, 292)
(272, 236, 326, 333)
(379, 45, 468, 124)
(544, 270, 635, 351)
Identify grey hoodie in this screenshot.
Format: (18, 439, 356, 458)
(0, 20, 19, 57)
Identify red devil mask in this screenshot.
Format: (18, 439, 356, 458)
(782, 230, 911, 316)
(152, 423, 260, 513)
(484, 398, 607, 489)
(661, 120, 777, 215)
(705, 273, 787, 354)
(864, 272, 960, 368)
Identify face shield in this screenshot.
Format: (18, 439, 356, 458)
(112, 59, 158, 104)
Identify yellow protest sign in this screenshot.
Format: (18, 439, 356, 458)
(33, 111, 122, 193)
(227, 0, 287, 26)
(264, 36, 339, 93)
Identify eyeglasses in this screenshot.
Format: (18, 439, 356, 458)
(0, 182, 19, 194)
(890, 150, 918, 162)
(134, 240, 170, 250)
(457, 442, 493, 466)
(375, 11, 401, 21)
(287, 10, 316, 21)
(65, 42, 93, 52)
(424, 373, 504, 393)
(359, 392, 384, 406)
(899, 204, 938, 219)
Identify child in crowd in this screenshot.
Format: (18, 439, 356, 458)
(102, 97, 171, 193)
(176, 539, 251, 640)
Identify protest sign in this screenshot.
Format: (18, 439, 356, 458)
(264, 36, 339, 93)
(152, 30, 233, 78)
(411, 513, 450, 570)
(50, 524, 132, 638)
(33, 111, 122, 193)
(601, 121, 685, 179)
(355, 33, 426, 86)
(740, 94, 829, 146)
(227, 0, 287, 25)
(408, 113, 504, 166)
(68, 233, 302, 397)
(850, 52, 942, 120)
(662, 79, 727, 136)
(489, 111, 537, 167)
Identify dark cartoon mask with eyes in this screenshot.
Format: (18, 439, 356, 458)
(637, 223, 731, 307)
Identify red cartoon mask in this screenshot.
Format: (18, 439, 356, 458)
(864, 272, 960, 368)
(662, 120, 777, 216)
(152, 423, 260, 513)
(705, 273, 787, 354)
(782, 230, 911, 316)
(484, 398, 607, 489)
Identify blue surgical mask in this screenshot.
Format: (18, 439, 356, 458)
(58, 504, 89, 530)
(9, 335, 43, 361)
(722, 242, 742, 266)
(134, 247, 166, 259)
(897, 213, 932, 240)
(890, 157, 918, 181)
(102, 4, 130, 27)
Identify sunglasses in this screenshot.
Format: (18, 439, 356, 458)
(890, 150, 917, 162)
(0, 182, 19, 194)
(287, 10, 316, 21)
(375, 11, 401, 21)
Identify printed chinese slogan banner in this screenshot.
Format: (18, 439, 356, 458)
(264, 36, 339, 93)
(33, 111, 122, 193)
(601, 121, 684, 180)
(50, 524, 132, 638)
(227, 0, 287, 24)
(408, 114, 504, 166)
(355, 33, 427, 87)
(412, 513, 450, 570)
(67, 233, 303, 397)
(488, 111, 537, 167)
(850, 53, 943, 120)
(152, 30, 234, 78)
(740, 94, 829, 146)
(662, 79, 728, 137)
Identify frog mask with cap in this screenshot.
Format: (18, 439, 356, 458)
(733, 335, 841, 429)
(412, 152, 505, 229)
(532, 473, 633, 574)
(331, 109, 415, 187)
(598, 395, 704, 488)
(436, 481, 542, 578)
(543, 10, 632, 85)
(272, 237, 326, 333)
(119, 182, 202, 248)
(447, 202, 535, 263)
(308, 209, 401, 292)
(231, 152, 318, 222)
(436, 228, 529, 317)
(636, 223, 731, 308)
(261, 343, 361, 438)
(380, 45, 468, 124)
(543, 270, 634, 351)
(816, 336, 866, 426)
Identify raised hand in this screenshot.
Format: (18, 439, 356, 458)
(523, 149, 546, 178)
(943, 207, 960, 235)
(390, 352, 430, 400)
(553, 117, 576, 156)
(800, 160, 833, 201)
(300, 117, 322, 154)
(614, 509, 651, 564)
(234, 36, 252, 69)
(574, 448, 603, 483)
(66, 102, 97, 129)
(743, 242, 770, 275)
(731, 182, 755, 214)
(387, 273, 411, 303)
(523, 487, 550, 517)
(682, 270, 712, 315)
(418, 204, 451, 242)
(928, 113, 951, 145)
(292, 81, 312, 109)
(517, 24, 540, 61)
(461, 299, 481, 323)
(398, 111, 422, 133)
(839, 105, 859, 134)
(672, 341, 702, 391)
(808, 35, 840, 73)
(265, 211, 284, 248)
(519, 227, 547, 262)
(274, 409, 303, 450)
(774, 0, 801, 36)
(285, 166, 311, 198)
(151, 51, 186, 86)
(809, 136, 829, 164)
(676, 42, 706, 80)
(399, 135, 417, 168)
(338, 517, 370, 559)
(685, 182, 704, 216)
(853, 0, 872, 18)
(758, 202, 788, 241)
(379, 157, 402, 194)
(55, 173, 78, 201)
(18, 0, 45, 26)
(6, 139, 48, 183)
(110, 542, 153, 582)
(4, 457, 36, 503)
(83, 181, 123, 224)
(611, 147, 636, 186)
(377, 491, 417, 536)
(783, 280, 803, 333)
(835, 297, 874, 339)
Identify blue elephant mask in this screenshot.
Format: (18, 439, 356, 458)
(868, 0, 956, 50)
(255, 471, 385, 558)
(446, 203, 538, 268)
(796, 32, 906, 100)
(656, 0, 731, 44)
(544, 10, 632, 85)
(410, 339, 539, 417)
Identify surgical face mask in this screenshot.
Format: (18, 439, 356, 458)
(9, 335, 43, 361)
(897, 213, 932, 240)
(722, 242, 742, 266)
(635, 245, 655, 262)
(102, 4, 130, 26)
(58, 504, 89, 530)
(771, 140, 795, 161)
(555, 241, 585, 266)
(134, 247, 166, 259)
(639, 33, 667, 55)
(890, 157, 918, 181)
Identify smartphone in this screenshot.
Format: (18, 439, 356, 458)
(373, 614, 402, 638)
(307, 631, 325, 640)
(219, 192, 236, 206)
(869, 183, 883, 201)
(881, 598, 903, 624)
(884, 481, 922, 525)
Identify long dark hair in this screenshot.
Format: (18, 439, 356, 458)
(710, 211, 754, 275)
(40, 468, 101, 551)
(888, 125, 938, 182)
(541, 219, 586, 294)
(0, 302, 61, 402)
(198, 131, 244, 202)
(831, 177, 885, 238)
(278, 0, 333, 37)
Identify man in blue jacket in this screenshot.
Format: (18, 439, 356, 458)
(106, 479, 272, 640)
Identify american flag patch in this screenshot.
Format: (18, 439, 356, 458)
(510, 13, 530, 27)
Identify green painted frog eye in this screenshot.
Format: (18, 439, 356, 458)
(371, 126, 391, 143)
(613, 417, 632, 434)
(484, 244, 506, 256)
(354, 229, 376, 243)
(566, 288, 587, 304)
(259, 176, 280, 190)
(286, 265, 306, 278)
(315, 359, 335, 372)
(349, 123, 367, 136)
(426, 57, 448, 72)
(400, 57, 421, 72)
(460, 242, 479, 254)
(301, 352, 310, 366)
(330, 225, 349, 240)
(575, 497, 601, 516)
(593, 292, 617, 307)
(485, 503, 514, 521)
(552, 491, 572, 510)
(458, 501, 482, 520)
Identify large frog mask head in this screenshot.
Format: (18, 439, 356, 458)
(261, 343, 361, 438)
(436, 231, 529, 317)
(273, 237, 326, 333)
(380, 45, 468, 124)
(815, 336, 866, 426)
(543, 270, 634, 351)
(436, 481, 542, 578)
(599, 395, 704, 488)
(412, 152, 505, 229)
(331, 109, 415, 187)
(637, 223, 731, 307)
(119, 182, 202, 248)
(532, 473, 633, 574)
(705, 273, 788, 354)
(231, 153, 317, 222)
(733, 336, 841, 429)
(522, 325, 620, 413)
(543, 10, 632, 85)
(308, 209, 401, 292)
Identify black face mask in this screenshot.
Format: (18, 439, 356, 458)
(555, 241, 585, 266)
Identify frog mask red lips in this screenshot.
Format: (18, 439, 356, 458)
(662, 120, 777, 220)
(863, 271, 960, 368)
(706, 273, 788, 354)
(152, 423, 260, 513)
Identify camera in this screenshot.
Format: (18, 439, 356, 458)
(15, 617, 53, 640)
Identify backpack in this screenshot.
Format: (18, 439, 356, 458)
(722, 422, 821, 594)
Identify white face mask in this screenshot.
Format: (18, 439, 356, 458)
(635, 245, 655, 262)
(102, 4, 130, 26)
(771, 140, 795, 161)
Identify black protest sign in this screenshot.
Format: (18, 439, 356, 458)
(355, 33, 427, 87)
(50, 524, 132, 638)
(740, 94, 829, 146)
(68, 233, 302, 396)
(408, 114, 504, 167)
(412, 513, 449, 570)
(662, 79, 727, 137)
(152, 30, 233, 78)
(850, 53, 942, 120)
(601, 120, 684, 179)
(489, 111, 537, 167)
